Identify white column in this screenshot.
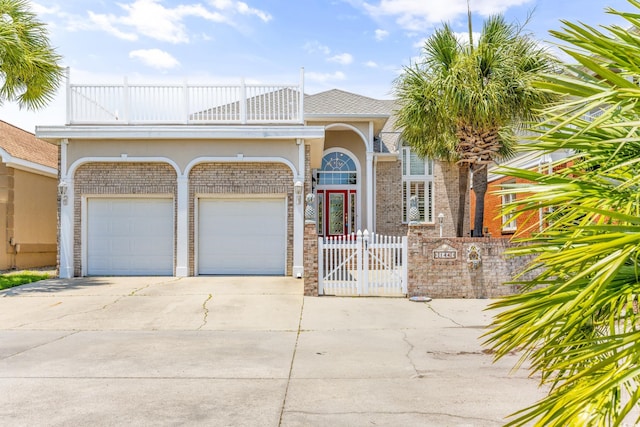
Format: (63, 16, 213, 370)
(59, 178, 74, 278)
(175, 176, 189, 277)
(367, 121, 375, 233)
(366, 151, 374, 233)
(59, 139, 73, 278)
(292, 139, 305, 278)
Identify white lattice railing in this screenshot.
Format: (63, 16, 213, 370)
(65, 69, 304, 125)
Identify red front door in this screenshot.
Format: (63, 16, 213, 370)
(317, 189, 356, 236)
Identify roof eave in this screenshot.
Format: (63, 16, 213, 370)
(35, 125, 326, 142)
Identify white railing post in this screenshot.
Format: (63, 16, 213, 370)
(356, 230, 363, 295)
(240, 77, 247, 124)
(299, 67, 305, 123)
(123, 76, 129, 123)
(318, 237, 324, 295)
(65, 67, 71, 124)
(362, 230, 369, 295)
(183, 80, 189, 124)
(402, 236, 408, 294)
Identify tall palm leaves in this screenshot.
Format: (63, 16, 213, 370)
(394, 15, 555, 236)
(485, 1, 640, 425)
(0, 0, 63, 109)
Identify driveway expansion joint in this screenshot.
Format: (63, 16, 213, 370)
(278, 294, 305, 426)
(0, 331, 79, 361)
(283, 410, 498, 423)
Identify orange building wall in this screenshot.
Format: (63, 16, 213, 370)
(470, 175, 539, 239)
(470, 161, 571, 239)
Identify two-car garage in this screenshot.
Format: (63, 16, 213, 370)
(85, 197, 287, 276)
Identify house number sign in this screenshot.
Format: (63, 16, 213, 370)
(433, 250, 457, 260)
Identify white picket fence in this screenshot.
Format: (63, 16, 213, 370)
(318, 230, 407, 296)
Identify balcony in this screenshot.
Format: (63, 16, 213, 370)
(65, 69, 304, 125)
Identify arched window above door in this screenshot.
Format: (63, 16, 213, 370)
(317, 151, 357, 185)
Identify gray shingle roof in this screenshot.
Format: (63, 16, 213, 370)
(304, 89, 392, 116)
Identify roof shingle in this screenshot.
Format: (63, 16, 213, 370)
(0, 121, 57, 169)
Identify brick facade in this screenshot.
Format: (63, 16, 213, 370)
(188, 162, 293, 276)
(375, 160, 406, 236)
(73, 162, 177, 276)
(303, 222, 318, 296)
(407, 224, 532, 298)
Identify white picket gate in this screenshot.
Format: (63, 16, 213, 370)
(318, 230, 408, 296)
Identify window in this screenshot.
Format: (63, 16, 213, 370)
(317, 151, 357, 185)
(402, 146, 434, 223)
(502, 190, 517, 232)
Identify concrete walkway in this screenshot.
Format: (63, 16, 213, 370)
(0, 276, 546, 426)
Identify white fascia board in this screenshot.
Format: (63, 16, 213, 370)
(487, 152, 558, 183)
(305, 113, 389, 121)
(0, 148, 57, 178)
(35, 125, 325, 142)
(373, 152, 400, 161)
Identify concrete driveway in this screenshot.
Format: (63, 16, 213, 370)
(0, 276, 546, 426)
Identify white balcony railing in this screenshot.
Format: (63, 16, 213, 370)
(65, 69, 304, 125)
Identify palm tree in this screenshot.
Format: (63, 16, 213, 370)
(0, 0, 63, 110)
(394, 15, 555, 236)
(485, 1, 640, 425)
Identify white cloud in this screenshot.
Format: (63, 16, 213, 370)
(234, 1, 272, 22)
(363, 0, 533, 31)
(304, 41, 331, 55)
(374, 28, 389, 40)
(306, 71, 346, 82)
(88, 11, 139, 41)
(328, 53, 353, 65)
(210, 0, 272, 22)
(365, 60, 379, 68)
(84, 0, 270, 44)
(129, 48, 180, 69)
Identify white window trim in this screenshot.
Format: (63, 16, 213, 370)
(401, 147, 434, 224)
(502, 191, 517, 232)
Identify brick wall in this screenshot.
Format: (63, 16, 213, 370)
(375, 160, 407, 236)
(434, 161, 470, 238)
(407, 224, 533, 298)
(189, 162, 293, 276)
(73, 162, 177, 276)
(303, 222, 318, 296)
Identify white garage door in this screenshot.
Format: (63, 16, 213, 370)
(198, 198, 286, 275)
(87, 198, 174, 276)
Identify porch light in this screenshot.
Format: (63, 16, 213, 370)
(294, 181, 303, 204)
(438, 213, 444, 238)
(58, 181, 68, 205)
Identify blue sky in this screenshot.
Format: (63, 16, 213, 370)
(1, 0, 634, 132)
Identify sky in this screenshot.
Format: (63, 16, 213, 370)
(0, 0, 634, 133)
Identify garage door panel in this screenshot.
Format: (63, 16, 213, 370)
(198, 198, 286, 275)
(87, 198, 173, 276)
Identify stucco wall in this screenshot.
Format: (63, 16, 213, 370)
(12, 169, 57, 268)
(66, 138, 302, 177)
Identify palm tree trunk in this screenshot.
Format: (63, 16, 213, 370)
(472, 164, 488, 237)
(457, 165, 469, 237)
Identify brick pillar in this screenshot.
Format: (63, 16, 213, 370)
(303, 222, 318, 296)
(407, 223, 432, 297)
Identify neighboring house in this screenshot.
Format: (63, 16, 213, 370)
(0, 121, 58, 269)
(36, 73, 466, 278)
(470, 151, 570, 238)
